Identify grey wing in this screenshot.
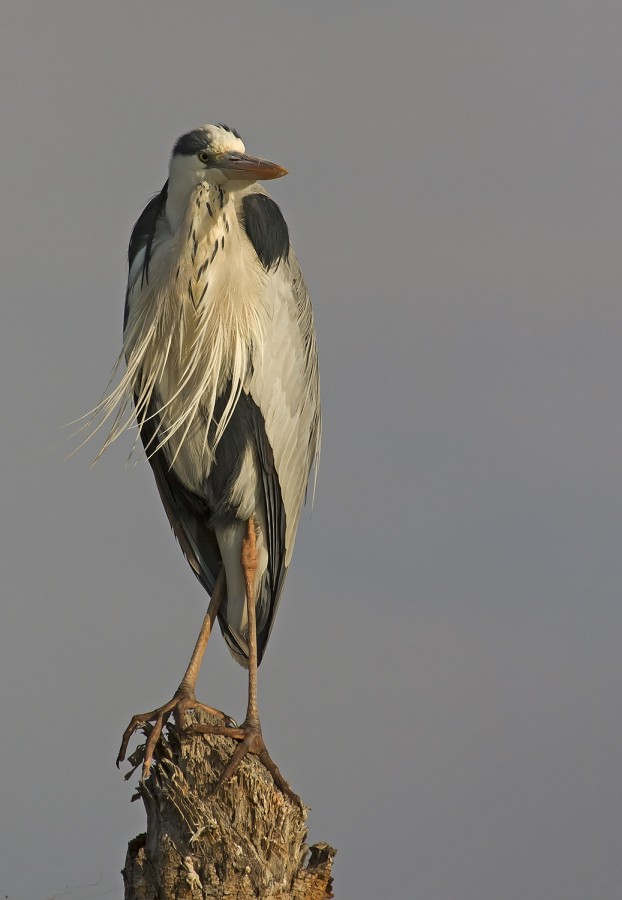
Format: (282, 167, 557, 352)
(248, 252, 321, 657)
(137, 400, 222, 595)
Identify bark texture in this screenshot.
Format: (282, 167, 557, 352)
(122, 713, 336, 899)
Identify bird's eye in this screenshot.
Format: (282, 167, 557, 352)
(198, 150, 210, 164)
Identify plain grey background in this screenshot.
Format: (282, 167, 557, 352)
(2, 2, 622, 898)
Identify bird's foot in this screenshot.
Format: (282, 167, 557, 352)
(117, 688, 235, 779)
(186, 719, 302, 809)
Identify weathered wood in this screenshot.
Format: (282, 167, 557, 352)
(122, 712, 336, 899)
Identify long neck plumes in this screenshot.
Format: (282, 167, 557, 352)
(88, 182, 267, 479)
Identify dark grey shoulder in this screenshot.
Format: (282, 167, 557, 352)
(241, 193, 289, 271)
(125, 182, 168, 329)
(128, 181, 168, 275)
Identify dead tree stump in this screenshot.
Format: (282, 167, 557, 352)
(122, 712, 336, 899)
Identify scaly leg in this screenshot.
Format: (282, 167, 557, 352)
(117, 568, 233, 778)
(188, 517, 302, 808)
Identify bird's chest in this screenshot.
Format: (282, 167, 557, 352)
(143, 186, 265, 493)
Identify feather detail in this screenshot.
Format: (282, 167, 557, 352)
(82, 183, 268, 485)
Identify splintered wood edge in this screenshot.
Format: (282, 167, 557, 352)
(122, 713, 337, 899)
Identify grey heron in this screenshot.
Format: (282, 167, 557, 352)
(94, 124, 320, 805)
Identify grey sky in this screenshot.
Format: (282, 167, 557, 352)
(1, 1, 622, 897)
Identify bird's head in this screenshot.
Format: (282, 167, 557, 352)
(168, 123, 287, 193)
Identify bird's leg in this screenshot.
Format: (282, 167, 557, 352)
(116, 568, 234, 779)
(241, 514, 261, 729)
(188, 517, 302, 808)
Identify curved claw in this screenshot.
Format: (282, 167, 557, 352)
(212, 738, 253, 792)
(187, 720, 303, 809)
(142, 714, 165, 778)
(116, 696, 179, 768)
(193, 702, 237, 729)
(117, 693, 233, 776)
(257, 748, 303, 809)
